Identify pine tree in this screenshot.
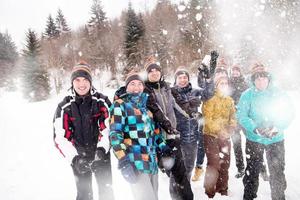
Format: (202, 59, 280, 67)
(55, 8, 70, 35)
(22, 29, 50, 101)
(88, 0, 107, 33)
(0, 31, 18, 88)
(123, 2, 145, 74)
(45, 14, 59, 39)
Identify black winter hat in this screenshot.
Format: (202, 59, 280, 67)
(174, 68, 190, 84)
(144, 55, 162, 73)
(71, 61, 92, 84)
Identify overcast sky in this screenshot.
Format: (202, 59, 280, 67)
(0, 0, 160, 51)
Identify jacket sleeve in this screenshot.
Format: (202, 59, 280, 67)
(237, 91, 257, 133)
(109, 101, 127, 160)
(146, 92, 175, 134)
(153, 123, 167, 151)
(96, 97, 111, 153)
(202, 100, 222, 133)
(199, 80, 215, 101)
(53, 104, 78, 164)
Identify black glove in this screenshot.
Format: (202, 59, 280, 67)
(118, 156, 138, 184)
(72, 155, 91, 175)
(95, 147, 110, 162)
(168, 128, 180, 135)
(210, 50, 219, 75)
(159, 145, 175, 171)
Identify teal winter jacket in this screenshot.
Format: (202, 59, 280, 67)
(237, 85, 294, 145)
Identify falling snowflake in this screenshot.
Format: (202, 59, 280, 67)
(178, 5, 186, 12)
(196, 13, 203, 21)
(280, 11, 286, 18)
(162, 29, 168, 35)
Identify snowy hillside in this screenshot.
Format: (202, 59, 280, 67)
(0, 88, 299, 200)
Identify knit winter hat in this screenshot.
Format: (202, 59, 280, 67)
(71, 61, 92, 84)
(125, 72, 144, 88)
(215, 66, 228, 75)
(250, 62, 270, 82)
(144, 56, 162, 73)
(174, 68, 190, 83)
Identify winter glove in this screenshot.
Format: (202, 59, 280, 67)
(254, 126, 279, 138)
(72, 155, 92, 175)
(210, 50, 219, 75)
(167, 127, 180, 135)
(118, 156, 138, 184)
(95, 147, 110, 162)
(159, 145, 175, 171)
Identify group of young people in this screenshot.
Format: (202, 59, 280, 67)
(53, 55, 294, 200)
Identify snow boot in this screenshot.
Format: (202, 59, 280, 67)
(235, 170, 245, 178)
(192, 166, 204, 181)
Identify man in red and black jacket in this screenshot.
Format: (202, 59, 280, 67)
(53, 61, 114, 200)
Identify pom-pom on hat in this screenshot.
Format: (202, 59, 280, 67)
(71, 60, 92, 84)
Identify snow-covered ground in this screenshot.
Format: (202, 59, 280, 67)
(0, 88, 299, 200)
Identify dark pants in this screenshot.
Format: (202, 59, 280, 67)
(231, 125, 245, 172)
(243, 140, 286, 200)
(195, 125, 205, 167)
(203, 135, 231, 198)
(72, 154, 114, 200)
(163, 139, 194, 200)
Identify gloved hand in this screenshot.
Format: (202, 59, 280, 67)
(72, 155, 91, 175)
(254, 126, 279, 139)
(210, 50, 219, 75)
(159, 145, 175, 171)
(118, 156, 138, 184)
(168, 128, 180, 135)
(95, 147, 110, 162)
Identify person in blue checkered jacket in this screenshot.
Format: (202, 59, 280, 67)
(110, 72, 170, 200)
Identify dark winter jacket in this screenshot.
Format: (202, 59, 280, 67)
(53, 88, 111, 163)
(145, 80, 188, 139)
(109, 92, 166, 174)
(230, 76, 248, 105)
(172, 83, 214, 143)
(114, 86, 176, 136)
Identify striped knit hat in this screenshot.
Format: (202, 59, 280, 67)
(250, 62, 270, 82)
(125, 72, 144, 88)
(71, 61, 92, 84)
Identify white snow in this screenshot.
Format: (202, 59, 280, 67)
(0, 87, 299, 199)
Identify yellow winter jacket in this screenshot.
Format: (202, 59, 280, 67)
(202, 90, 237, 138)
